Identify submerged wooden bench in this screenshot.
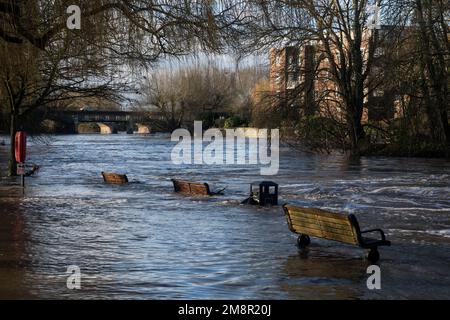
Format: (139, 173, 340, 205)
(172, 179, 224, 196)
(283, 205, 391, 262)
(102, 172, 129, 185)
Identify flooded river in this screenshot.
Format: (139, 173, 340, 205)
(0, 134, 449, 299)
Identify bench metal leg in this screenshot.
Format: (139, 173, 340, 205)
(297, 235, 311, 248)
(367, 247, 380, 263)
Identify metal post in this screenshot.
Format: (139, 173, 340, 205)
(17, 162, 25, 194)
(21, 173, 25, 195)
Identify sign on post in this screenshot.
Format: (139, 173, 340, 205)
(15, 131, 27, 189)
(16, 163, 26, 176)
(15, 131, 27, 163)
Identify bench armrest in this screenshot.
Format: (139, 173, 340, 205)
(211, 187, 226, 195)
(361, 229, 386, 241)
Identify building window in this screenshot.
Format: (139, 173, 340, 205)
(372, 66, 384, 78)
(287, 55, 293, 65)
(275, 55, 281, 66)
(287, 73, 298, 89)
(287, 54, 298, 67)
(374, 47, 385, 57)
(275, 75, 282, 85)
(373, 88, 384, 97)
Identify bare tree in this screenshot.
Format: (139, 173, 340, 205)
(139, 58, 266, 130)
(140, 62, 233, 130)
(414, 0, 449, 150)
(139, 70, 186, 131)
(0, 0, 239, 175)
(225, 0, 430, 155)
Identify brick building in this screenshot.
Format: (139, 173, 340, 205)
(269, 27, 410, 122)
(269, 45, 316, 118)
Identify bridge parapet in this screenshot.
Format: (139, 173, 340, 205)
(74, 111, 137, 122)
(44, 110, 157, 133)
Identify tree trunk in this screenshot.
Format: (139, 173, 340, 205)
(8, 111, 17, 176)
(416, 0, 449, 150)
(440, 105, 450, 149)
(347, 107, 365, 156)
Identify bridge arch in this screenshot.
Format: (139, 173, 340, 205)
(97, 123, 118, 134)
(75, 123, 117, 134)
(136, 123, 151, 134)
(77, 123, 100, 134)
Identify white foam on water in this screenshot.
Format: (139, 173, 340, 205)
(387, 228, 450, 239)
(376, 206, 450, 212)
(424, 229, 450, 238)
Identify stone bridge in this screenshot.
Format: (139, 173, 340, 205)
(45, 110, 156, 134)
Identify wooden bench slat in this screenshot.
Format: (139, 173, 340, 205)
(287, 206, 350, 220)
(177, 185, 191, 193)
(288, 210, 351, 226)
(190, 184, 210, 196)
(285, 206, 349, 221)
(172, 179, 211, 196)
(289, 215, 352, 231)
(290, 222, 358, 245)
(316, 233, 358, 245)
(102, 172, 128, 184)
(289, 216, 349, 231)
(289, 223, 324, 237)
(290, 220, 355, 238)
(290, 223, 358, 244)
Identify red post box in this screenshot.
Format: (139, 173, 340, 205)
(15, 131, 27, 163)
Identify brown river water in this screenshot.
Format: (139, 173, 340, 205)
(0, 134, 449, 299)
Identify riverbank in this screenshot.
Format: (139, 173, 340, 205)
(354, 137, 449, 158)
(0, 186, 25, 198)
(0, 163, 29, 197)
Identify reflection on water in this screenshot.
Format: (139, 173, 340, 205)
(0, 134, 449, 299)
(0, 200, 33, 299)
(282, 253, 367, 300)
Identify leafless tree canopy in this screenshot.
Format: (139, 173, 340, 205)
(224, 0, 449, 155)
(0, 0, 249, 175)
(0, 0, 449, 176)
(138, 59, 266, 131)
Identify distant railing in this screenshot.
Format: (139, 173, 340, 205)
(50, 110, 149, 123)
